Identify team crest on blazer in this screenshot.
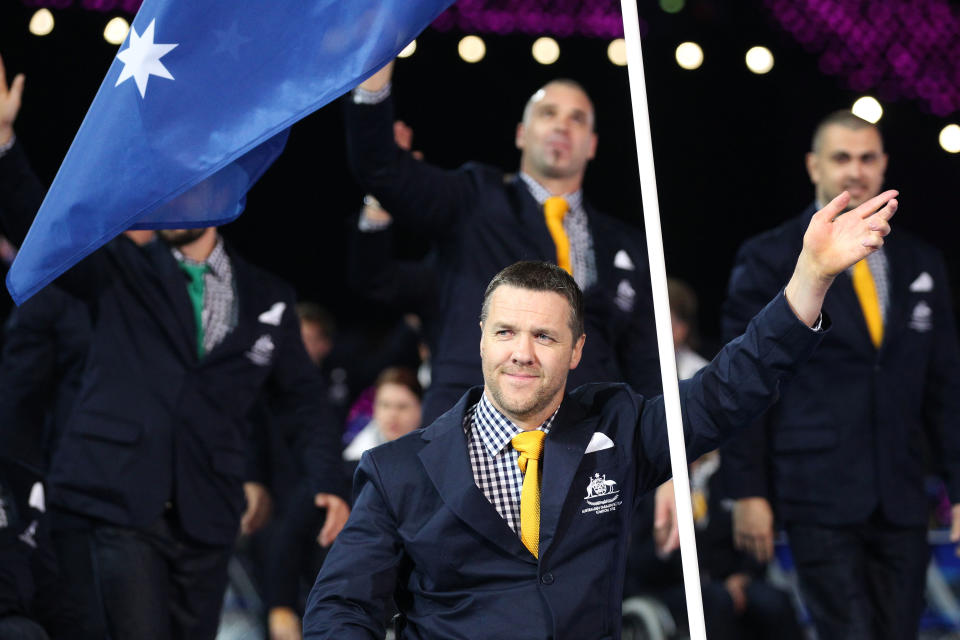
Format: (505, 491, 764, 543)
(582, 473, 622, 516)
(246, 334, 275, 366)
(909, 301, 932, 332)
(614, 279, 636, 312)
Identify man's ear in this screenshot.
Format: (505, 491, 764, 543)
(515, 122, 525, 150)
(805, 151, 819, 185)
(569, 333, 586, 370)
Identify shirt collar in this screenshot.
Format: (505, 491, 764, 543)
(472, 392, 559, 458)
(519, 172, 583, 211)
(171, 236, 229, 277)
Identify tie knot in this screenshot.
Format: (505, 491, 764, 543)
(178, 261, 210, 285)
(543, 196, 569, 223)
(511, 430, 546, 473)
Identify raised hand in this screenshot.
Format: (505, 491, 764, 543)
(785, 189, 897, 326)
(802, 189, 898, 278)
(0, 52, 25, 144)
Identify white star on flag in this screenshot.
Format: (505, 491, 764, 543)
(115, 19, 178, 98)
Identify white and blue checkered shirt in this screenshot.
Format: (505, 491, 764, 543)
(171, 237, 238, 354)
(519, 172, 598, 292)
(465, 393, 559, 533)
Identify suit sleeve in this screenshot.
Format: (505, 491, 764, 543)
(343, 96, 478, 237)
(266, 293, 349, 501)
(346, 219, 438, 314)
(919, 252, 960, 502)
(303, 451, 402, 640)
(0, 140, 44, 246)
(0, 139, 117, 302)
(635, 292, 824, 495)
(716, 239, 793, 500)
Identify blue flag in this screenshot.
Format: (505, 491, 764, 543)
(6, 0, 454, 304)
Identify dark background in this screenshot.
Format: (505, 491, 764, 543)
(1, 0, 958, 350)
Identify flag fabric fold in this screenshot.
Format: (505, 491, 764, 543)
(7, 0, 455, 304)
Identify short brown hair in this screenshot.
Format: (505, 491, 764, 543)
(522, 78, 596, 131)
(668, 277, 700, 350)
(374, 366, 423, 401)
(480, 261, 584, 340)
(296, 302, 335, 338)
(811, 110, 882, 153)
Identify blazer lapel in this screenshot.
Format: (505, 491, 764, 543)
(505, 175, 558, 262)
(142, 240, 199, 361)
(831, 272, 878, 352)
(538, 396, 596, 559)
(417, 390, 534, 563)
(877, 235, 914, 348)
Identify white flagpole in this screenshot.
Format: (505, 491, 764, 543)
(619, 1, 707, 638)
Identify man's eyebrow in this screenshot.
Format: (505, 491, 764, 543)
(531, 325, 559, 336)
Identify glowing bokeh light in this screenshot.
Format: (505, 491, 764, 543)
(532, 37, 560, 65)
(458, 35, 486, 63)
(397, 40, 417, 58)
(851, 96, 883, 123)
(29, 9, 55, 36)
(659, 0, 685, 13)
(675, 42, 703, 70)
(607, 39, 627, 66)
(745, 46, 774, 74)
(940, 124, 960, 153)
(103, 16, 130, 45)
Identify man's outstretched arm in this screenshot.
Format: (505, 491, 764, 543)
(635, 189, 897, 487)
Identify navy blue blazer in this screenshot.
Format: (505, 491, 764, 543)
(0, 285, 90, 476)
(344, 97, 662, 408)
(0, 141, 346, 546)
(720, 204, 960, 526)
(303, 292, 823, 640)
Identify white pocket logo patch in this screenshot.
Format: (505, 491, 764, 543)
(909, 301, 932, 332)
(246, 334, 276, 366)
(581, 473, 622, 516)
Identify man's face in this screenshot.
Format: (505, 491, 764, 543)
(373, 382, 422, 442)
(158, 228, 207, 247)
(806, 124, 887, 211)
(480, 285, 584, 428)
(516, 83, 598, 183)
(300, 320, 332, 366)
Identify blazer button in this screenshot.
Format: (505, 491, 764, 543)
(541, 573, 555, 585)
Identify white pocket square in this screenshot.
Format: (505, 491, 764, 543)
(613, 249, 635, 271)
(258, 301, 286, 326)
(909, 272, 933, 292)
(585, 432, 615, 454)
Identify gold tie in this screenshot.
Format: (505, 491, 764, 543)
(511, 430, 546, 558)
(543, 196, 572, 276)
(852, 258, 883, 348)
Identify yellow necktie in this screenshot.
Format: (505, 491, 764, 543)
(852, 258, 883, 348)
(511, 430, 546, 558)
(543, 196, 572, 276)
